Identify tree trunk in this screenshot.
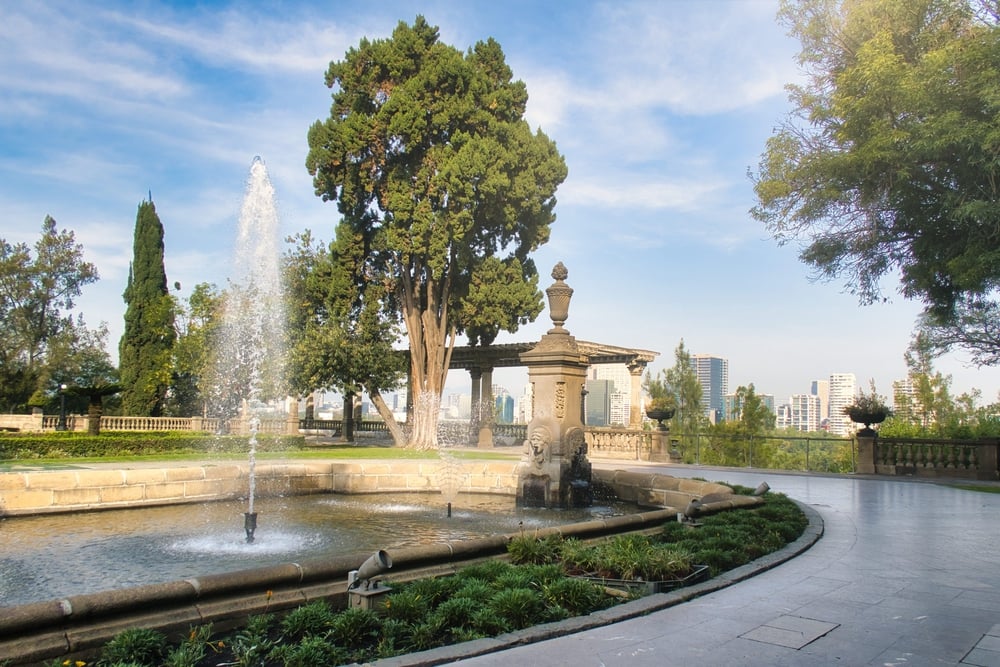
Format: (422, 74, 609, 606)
(341, 392, 354, 442)
(368, 389, 407, 446)
(87, 395, 103, 436)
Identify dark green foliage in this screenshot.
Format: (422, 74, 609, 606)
(431, 595, 481, 632)
(329, 607, 381, 650)
(119, 200, 176, 417)
(399, 572, 461, 607)
(97, 627, 166, 666)
(752, 0, 1000, 362)
(507, 532, 562, 565)
(542, 577, 611, 615)
(382, 587, 429, 624)
(269, 634, 347, 667)
(469, 606, 513, 635)
(162, 624, 213, 667)
(279, 599, 336, 639)
(0, 431, 304, 460)
(455, 559, 513, 581)
(659, 491, 807, 576)
(0, 216, 99, 413)
(486, 587, 546, 630)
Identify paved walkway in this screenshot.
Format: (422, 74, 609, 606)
(454, 464, 1000, 667)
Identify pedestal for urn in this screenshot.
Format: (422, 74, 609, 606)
(517, 263, 593, 508)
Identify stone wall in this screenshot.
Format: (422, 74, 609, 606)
(0, 461, 524, 516)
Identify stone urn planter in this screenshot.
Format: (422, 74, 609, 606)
(846, 408, 887, 436)
(645, 407, 675, 431)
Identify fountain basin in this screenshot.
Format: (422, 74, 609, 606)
(0, 460, 739, 516)
(0, 461, 761, 666)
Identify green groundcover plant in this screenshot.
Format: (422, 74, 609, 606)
(44, 486, 805, 667)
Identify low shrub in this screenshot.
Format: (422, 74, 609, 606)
(0, 431, 304, 460)
(97, 627, 166, 666)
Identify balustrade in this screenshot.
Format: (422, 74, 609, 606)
(872, 437, 996, 480)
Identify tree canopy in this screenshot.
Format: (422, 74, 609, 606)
(119, 200, 176, 416)
(0, 216, 99, 411)
(284, 229, 406, 441)
(751, 0, 1000, 362)
(306, 17, 567, 448)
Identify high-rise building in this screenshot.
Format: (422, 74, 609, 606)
(591, 364, 632, 426)
(788, 393, 823, 432)
(494, 391, 514, 424)
(517, 383, 533, 424)
(828, 373, 857, 436)
(811, 380, 830, 424)
(692, 354, 729, 423)
(585, 379, 612, 426)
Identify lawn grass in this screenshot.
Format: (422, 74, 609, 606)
(947, 482, 1000, 494)
(0, 446, 520, 470)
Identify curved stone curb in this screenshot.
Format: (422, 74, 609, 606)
(362, 499, 824, 667)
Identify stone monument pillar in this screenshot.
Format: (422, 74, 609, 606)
(517, 262, 592, 508)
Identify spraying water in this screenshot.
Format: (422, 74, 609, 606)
(210, 156, 287, 542)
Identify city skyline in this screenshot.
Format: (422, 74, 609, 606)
(2, 1, 998, 407)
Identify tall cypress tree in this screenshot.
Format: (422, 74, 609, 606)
(119, 199, 175, 416)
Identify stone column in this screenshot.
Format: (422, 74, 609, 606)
(286, 396, 299, 435)
(469, 368, 482, 446)
(856, 432, 876, 474)
(627, 361, 646, 429)
(976, 441, 999, 481)
(478, 367, 494, 448)
(517, 263, 592, 508)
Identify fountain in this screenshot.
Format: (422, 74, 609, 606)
(208, 156, 287, 542)
(517, 263, 593, 508)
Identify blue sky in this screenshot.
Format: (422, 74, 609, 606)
(2, 0, 997, 405)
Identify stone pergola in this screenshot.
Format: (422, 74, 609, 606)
(447, 338, 658, 441)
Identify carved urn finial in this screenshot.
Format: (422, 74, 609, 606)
(545, 262, 574, 333)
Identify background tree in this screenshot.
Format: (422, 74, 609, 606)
(0, 216, 99, 412)
(663, 340, 706, 447)
(165, 282, 223, 417)
(306, 17, 567, 448)
(119, 200, 176, 416)
(752, 0, 1000, 362)
(284, 230, 406, 443)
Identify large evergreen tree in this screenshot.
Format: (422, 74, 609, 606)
(306, 17, 567, 448)
(119, 199, 175, 416)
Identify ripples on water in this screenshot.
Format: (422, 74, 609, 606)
(0, 493, 632, 607)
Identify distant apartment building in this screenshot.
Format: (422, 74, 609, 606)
(494, 390, 515, 424)
(585, 379, 613, 426)
(788, 393, 823, 432)
(692, 354, 729, 423)
(585, 364, 632, 427)
(828, 373, 857, 436)
(811, 380, 830, 425)
(893, 376, 933, 428)
(517, 383, 533, 424)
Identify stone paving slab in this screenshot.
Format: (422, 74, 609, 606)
(740, 615, 839, 649)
